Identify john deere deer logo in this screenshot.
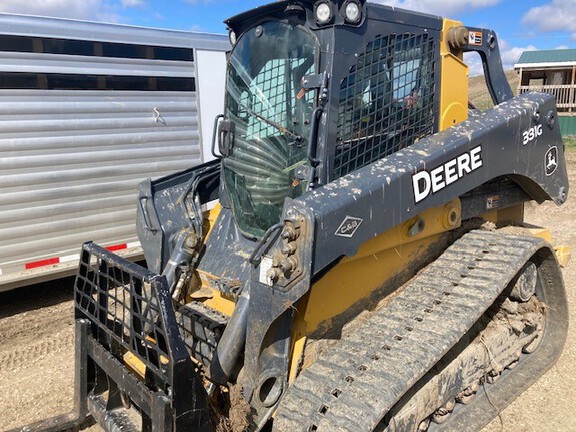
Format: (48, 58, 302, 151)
(545, 147, 558, 176)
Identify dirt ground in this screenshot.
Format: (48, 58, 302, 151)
(1, 153, 575, 432)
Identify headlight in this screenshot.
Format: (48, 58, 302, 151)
(344, 0, 362, 24)
(229, 30, 237, 46)
(315, 1, 332, 25)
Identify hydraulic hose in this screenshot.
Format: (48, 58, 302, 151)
(209, 291, 250, 384)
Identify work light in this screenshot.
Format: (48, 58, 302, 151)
(315, 1, 332, 25)
(228, 30, 237, 46)
(344, 0, 362, 24)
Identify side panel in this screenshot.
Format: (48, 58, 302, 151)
(0, 18, 229, 288)
(0, 89, 201, 281)
(294, 92, 568, 274)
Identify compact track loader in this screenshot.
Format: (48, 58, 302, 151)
(14, 1, 570, 431)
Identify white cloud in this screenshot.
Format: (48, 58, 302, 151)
(0, 0, 118, 21)
(374, 0, 501, 16)
(499, 40, 538, 70)
(523, 0, 576, 39)
(121, 0, 145, 7)
(464, 52, 484, 76)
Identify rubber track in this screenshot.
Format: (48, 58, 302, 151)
(274, 231, 546, 432)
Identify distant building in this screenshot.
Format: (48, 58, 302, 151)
(514, 49, 576, 135)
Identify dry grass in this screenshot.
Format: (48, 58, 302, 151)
(564, 136, 576, 149)
(468, 70, 519, 111)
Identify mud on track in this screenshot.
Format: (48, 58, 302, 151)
(1, 153, 575, 432)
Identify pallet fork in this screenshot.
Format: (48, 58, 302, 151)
(8, 242, 213, 432)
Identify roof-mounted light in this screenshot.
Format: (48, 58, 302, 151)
(343, 0, 362, 24)
(228, 29, 237, 46)
(315, 0, 333, 25)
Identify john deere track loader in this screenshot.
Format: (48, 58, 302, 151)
(17, 1, 570, 431)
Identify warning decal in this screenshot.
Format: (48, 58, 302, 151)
(469, 31, 483, 46)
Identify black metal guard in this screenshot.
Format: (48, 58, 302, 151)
(334, 32, 438, 178)
(74, 242, 213, 432)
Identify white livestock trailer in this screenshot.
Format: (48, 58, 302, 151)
(0, 13, 229, 291)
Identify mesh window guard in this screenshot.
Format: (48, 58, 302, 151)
(244, 57, 314, 140)
(246, 59, 288, 139)
(334, 33, 437, 178)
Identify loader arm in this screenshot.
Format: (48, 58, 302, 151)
(463, 27, 514, 105)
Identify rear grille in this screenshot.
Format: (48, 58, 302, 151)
(334, 32, 438, 178)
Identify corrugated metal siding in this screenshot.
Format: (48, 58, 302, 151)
(559, 115, 576, 136)
(0, 15, 228, 280)
(0, 13, 230, 51)
(0, 88, 202, 270)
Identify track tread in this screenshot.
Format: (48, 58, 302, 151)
(0, 332, 74, 373)
(274, 231, 546, 432)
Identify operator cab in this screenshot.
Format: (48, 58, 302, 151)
(222, 20, 317, 238)
(221, 0, 442, 239)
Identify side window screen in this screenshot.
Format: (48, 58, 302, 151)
(0, 73, 194, 91)
(247, 59, 288, 140)
(42, 38, 95, 56)
(334, 33, 437, 178)
(0, 34, 196, 91)
(0, 35, 35, 52)
(245, 57, 315, 140)
(0, 34, 194, 61)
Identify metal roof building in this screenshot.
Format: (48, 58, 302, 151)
(515, 49, 576, 135)
(515, 49, 576, 69)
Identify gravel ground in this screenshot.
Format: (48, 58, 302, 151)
(483, 149, 576, 431)
(1, 152, 575, 432)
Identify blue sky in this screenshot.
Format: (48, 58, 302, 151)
(0, 0, 573, 74)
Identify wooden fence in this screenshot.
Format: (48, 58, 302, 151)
(518, 84, 576, 111)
